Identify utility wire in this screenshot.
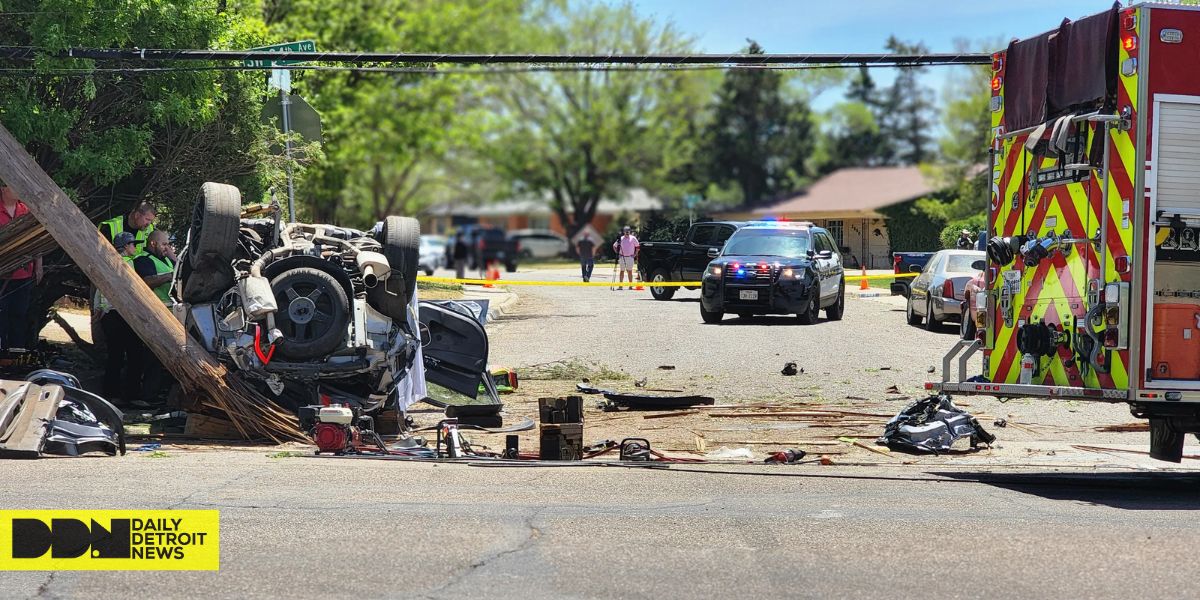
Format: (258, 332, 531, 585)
(0, 46, 992, 66)
(0, 63, 936, 77)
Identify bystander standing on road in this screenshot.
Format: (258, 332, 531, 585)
(612, 226, 640, 290)
(131, 230, 178, 408)
(452, 233, 468, 280)
(94, 232, 142, 405)
(576, 233, 598, 282)
(0, 182, 43, 350)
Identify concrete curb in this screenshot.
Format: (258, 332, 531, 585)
(486, 289, 520, 321)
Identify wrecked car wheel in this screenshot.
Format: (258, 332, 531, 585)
(649, 269, 676, 301)
(271, 268, 350, 360)
(368, 216, 420, 321)
(189, 182, 241, 268)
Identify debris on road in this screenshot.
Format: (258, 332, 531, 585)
(764, 448, 806, 463)
(705, 446, 754, 460)
(876, 395, 995, 454)
(657, 365, 676, 370)
(601, 392, 716, 410)
(0, 371, 126, 458)
(1094, 422, 1150, 433)
(993, 418, 1008, 428)
(781, 362, 799, 376)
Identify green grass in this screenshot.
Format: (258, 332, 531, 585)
(523, 359, 630, 381)
(417, 280, 464, 300)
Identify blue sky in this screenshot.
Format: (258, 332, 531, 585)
(630, 0, 1118, 108)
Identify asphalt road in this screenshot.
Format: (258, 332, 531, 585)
(3, 453, 1199, 599)
(6, 266, 1200, 599)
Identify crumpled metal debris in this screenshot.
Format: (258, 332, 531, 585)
(876, 395, 995, 455)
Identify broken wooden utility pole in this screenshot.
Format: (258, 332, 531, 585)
(0, 123, 304, 443)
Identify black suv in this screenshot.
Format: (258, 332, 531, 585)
(699, 222, 845, 324)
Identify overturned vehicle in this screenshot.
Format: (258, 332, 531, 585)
(174, 183, 488, 416)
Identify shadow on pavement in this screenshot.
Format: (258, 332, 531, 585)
(931, 471, 1200, 511)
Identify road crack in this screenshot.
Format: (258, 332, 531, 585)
(421, 507, 546, 599)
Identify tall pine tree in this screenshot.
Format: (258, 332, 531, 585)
(699, 41, 814, 205)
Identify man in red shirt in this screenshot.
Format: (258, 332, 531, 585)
(0, 182, 43, 350)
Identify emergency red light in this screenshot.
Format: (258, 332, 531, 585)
(991, 76, 1003, 91)
(1122, 11, 1136, 31)
(1122, 33, 1138, 52)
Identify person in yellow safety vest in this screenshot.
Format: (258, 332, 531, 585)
(129, 230, 178, 410)
(132, 230, 178, 306)
(98, 201, 157, 255)
(94, 232, 143, 404)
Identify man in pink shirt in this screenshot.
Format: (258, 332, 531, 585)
(611, 225, 640, 290)
(0, 182, 43, 349)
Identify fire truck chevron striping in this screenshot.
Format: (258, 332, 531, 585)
(934, 2, 1200, 462)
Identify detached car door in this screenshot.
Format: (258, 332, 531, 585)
(418, 301, 489, 398)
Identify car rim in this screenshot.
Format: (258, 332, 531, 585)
(282, 285, 334, 341)
(653, 273, 665, 291)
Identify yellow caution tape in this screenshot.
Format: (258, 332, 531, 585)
(417, 272, 917, 287)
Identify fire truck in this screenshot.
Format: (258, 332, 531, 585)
(932, 1, 1200, 462)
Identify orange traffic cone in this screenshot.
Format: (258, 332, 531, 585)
(484, 261, 499, 288)
(633, 271, 644, 291)
(859, 265, 869, 291)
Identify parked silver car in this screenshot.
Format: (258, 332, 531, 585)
(904, 249, 985, 331)
(419, 235, 447, 275)
(508, 229, 569, 259)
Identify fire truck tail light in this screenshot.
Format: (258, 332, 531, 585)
(991, 76, 1003, 91)
(1122, 33, 1138, 52)
(1122, 11, 1137, 31)
(992, 54, 1004, 72)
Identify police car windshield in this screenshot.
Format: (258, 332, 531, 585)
(722, 228, 810, 258)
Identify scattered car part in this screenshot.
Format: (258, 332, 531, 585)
(418, 301, 490, 398)
(601, 392, 716, 410)
(876, 395, 995, 454)
(781, 362, 798, 376)
(0, 375, 126, 459)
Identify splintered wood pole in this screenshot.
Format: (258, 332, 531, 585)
(0, 123, 303, 442)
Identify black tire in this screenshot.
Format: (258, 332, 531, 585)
(367, 216, 420, 321)
(925, 296, 940, 332)
(797, 287, 820, 325)
(700, 305, 724, 324)
(189, 182, 241, 268)
(271, 268, 350, 360)
(649, 268, 676, 301)
(826, 281, 845, 321)
(907, 296, 923, 326)
(506, 262, 518, 273)
(960, 306, 977, 340)
(736, 312, 753, 320)
(424, 267, 434, 277)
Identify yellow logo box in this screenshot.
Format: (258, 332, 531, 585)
(0, 510, 219, 571)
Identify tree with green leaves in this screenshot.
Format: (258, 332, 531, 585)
(482, 1, 712, 240)
(0, 0, 278, 345)
(696, 41, 814, 206)
(263, 0, 527, 227)
(878, 36, 937, 165)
